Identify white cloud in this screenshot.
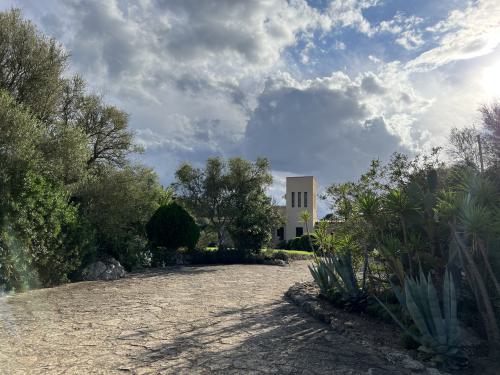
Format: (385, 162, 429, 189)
(2, 0, 499, 207)
(377, 12, 425, 50)
(411, 0, 500, 70)
(327, 0, 380, 36)
(242, 71, 417, 184)
(33, 0, 341, 174)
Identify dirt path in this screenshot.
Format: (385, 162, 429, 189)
(1, 261, 408, 374)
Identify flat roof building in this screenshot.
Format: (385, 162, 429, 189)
(274, 176, 318, 242)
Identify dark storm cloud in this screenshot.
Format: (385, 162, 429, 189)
(156, 0, 268, 62)
(243, 82, 408, 183)
(65, 1, 140, 78)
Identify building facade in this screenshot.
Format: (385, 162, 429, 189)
(274, 176, 318, 242)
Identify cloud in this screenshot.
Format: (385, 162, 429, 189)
(2, 0, 499, 214)
(377, 12, 425, 50)
(410, 0, 500, 70)
(327, 0, 380, 36)
(242, 73, 410, 183)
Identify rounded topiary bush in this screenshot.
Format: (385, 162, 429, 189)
(288, 235, 316, 252)
(146, 202, 200, 251)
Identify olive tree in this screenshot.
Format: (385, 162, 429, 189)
(174, 157, 282, 250)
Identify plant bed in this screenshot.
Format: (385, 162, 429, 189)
(150, 248, 293, 267)
(285, 281, 495, 375)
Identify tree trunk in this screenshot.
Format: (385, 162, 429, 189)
(217, 229, 225, 250)
(361, 244, 369, 291)
(478, 241, 500, 297)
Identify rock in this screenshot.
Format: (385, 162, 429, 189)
(401, 357, 426, 372)
(385, 351, 425, 372)
(330, 319, 345, 334)
(275, 259, 288, 266)
(81, 258, 126, 281)
(344, 321, 355, 328)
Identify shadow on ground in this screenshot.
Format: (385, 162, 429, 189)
(128, 299, 405, 375)
(127, 266, 218, 280)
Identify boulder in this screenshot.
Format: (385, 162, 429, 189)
(81, 258, 126, 281)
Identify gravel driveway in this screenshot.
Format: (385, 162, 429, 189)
(0, 261, 406, 374)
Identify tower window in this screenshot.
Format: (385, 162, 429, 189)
(298, 192, 301, 207)
(304, 192, 308, 208)
(296, 227, 304, 237)
(291, 192, 295, 207)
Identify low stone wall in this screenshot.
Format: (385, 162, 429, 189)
(285, 281, 454, 375)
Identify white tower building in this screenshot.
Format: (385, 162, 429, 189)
(274, 176, 318, 242)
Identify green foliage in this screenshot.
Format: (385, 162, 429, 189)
(76, 94, 140, 167)
(230, 192, 282, 252)
(175, 157, 281, 250)
(308, 259, 331, 294)
(0, 89, 93, 290)
(0, 172, 93, 290)
(309, 253, 366, 310)
(146, 202, 200, 253)
(77, 166, 165, 270)
(376, 270, 464, 362)
(186, 248, 256, 265)
(0, 9, 67, 121)
(287, 235, 316, 251)
(0, 9, 160, 288)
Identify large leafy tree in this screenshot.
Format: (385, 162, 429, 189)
(76, 166, 168, 269)
(0, 8, 166, 288)
(0, 9, 67, 122)
(0, 90, 92, 290)
(174, 157, 282, 250)
(77, 94, 139, 168)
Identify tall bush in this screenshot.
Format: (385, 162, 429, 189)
(146, 203, 200, 265)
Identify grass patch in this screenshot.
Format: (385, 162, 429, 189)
(264, 249, 314, 261)
(273, 249, 313, 256)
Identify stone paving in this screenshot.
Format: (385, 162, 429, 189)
(0, 261, 410, 374)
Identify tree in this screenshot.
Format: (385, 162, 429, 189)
(0, 9, 165, 289)
(77, 94, 140, 168)
(0, 9, 67, 122)
(146, 203, 200, 265)
(448, 126, 488, 170)
(1, 172, 95, 290)
(174, 157, 276, 249)
(76, 165, 167, 269)
(230, 192, 283, 252)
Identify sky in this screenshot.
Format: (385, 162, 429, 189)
(3, 0, 500, 214)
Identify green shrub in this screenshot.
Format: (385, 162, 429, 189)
(77, 166, 167, 271)
(267, 250, 289, 262)
(275, 240, 288, 249)
(309, 253, 367, 311)
(187, 248, 258, 265)
(0, 172, 93, 290)
(288, 235, 316, 251)
(146, 203, 200, 263)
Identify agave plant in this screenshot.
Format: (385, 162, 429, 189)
(309, 253, 366, 310)
(376, 269, 464, 362)
(308, 259, 332, 295)
(438, 168, 500, 353)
